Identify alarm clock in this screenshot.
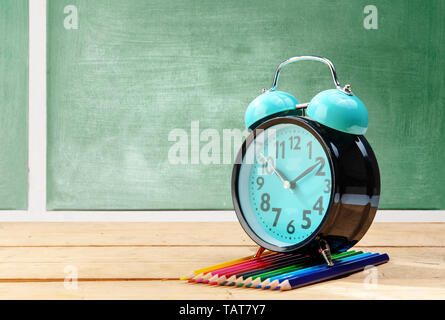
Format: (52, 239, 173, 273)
(231, 56, 380, 266)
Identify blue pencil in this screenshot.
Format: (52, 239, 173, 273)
(275, 253, 389, 290)
(259, 252, 375, 289)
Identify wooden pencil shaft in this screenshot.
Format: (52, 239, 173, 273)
(210, 252, 293, 277)
(272, 252, 375, 283)
(214, 257, 287, 280)
(227, 251, 357, 286)
(254, 250, 361, 281)
(260, 256, 357, 286)
(206, 252, 284, 276)
(212, 254, 304, 284)
(286, 254, 389, 289)
(222, 253, 307, 277)
(235, 254, 311, 279)
(193, 251, 275, 275)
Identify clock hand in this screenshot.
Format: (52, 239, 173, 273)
(259, 153, 292, 190)
(290, 159, 322, 185)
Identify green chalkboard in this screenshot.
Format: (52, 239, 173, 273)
(0, 0, 28, 210)
(47, 0, 445, 210)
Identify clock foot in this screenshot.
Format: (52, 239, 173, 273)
(254, 246, 266, 258)
(319, 239, 334, 267)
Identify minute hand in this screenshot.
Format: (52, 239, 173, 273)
(290, 160, 322, 185)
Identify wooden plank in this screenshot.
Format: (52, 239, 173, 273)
(0, 278, 443, 300)
(0, 222, 442, 299)
(357, 222, 445, 247)
(0, 222, 443, 247)
(0, 222, 251, 246)
(0, 246, 255, 279)
(0, 246, 442, 280)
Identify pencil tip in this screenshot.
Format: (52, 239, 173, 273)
(237, 283, 244, 287)
(180, 273, 196, 280)
(264, 286, 271, 290)
(246, 283, 252, 288)
(280, 280, 291, 291)
(269, 280, 279, 289)
(228, 282, 235, 286)
(255, 285, 262, 289)
(187, 279, 195, 283)
(274, 287, 280, 290)
(209, 281, 217, 285)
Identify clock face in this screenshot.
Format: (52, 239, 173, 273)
(236, 119, 334, 250)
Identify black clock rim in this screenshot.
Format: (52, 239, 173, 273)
(231, 116, 336, 253)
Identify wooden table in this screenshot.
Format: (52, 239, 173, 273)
(0, 222, 443, 299)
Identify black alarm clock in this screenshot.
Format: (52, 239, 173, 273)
(231, 56, 380, 266)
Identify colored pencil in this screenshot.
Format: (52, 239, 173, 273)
(191, 251, 280, 282)
(195, 252, 285, 283)
(276, 253, 389, 290)
(240, 250, 361, 287)
(260, 252, 375, 289)
(180, 251, 273, 280)
(244, 251, 359, 288)
(231, 254, 313, 286)
(234, 254, 310, 281)
(209, 253, 302, 285)
(227, 254, 311, 286)
(182, 250, 389, 291)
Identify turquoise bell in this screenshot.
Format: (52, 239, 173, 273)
(244, 90, 300, 129)
(307, 88, 368, 135)
(245, 55, 369, 135)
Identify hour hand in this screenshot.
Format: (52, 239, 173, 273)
(259, 153, 292, 190)
(290, 160, 322, 185)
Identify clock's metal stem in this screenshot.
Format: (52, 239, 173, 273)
(319, 239, 334, 267)
(295, 103, 308, 116)
(254, 246, 266, 258)
(295, 102, 309, 109)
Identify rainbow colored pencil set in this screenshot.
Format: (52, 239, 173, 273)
(182, 250, 389, 291)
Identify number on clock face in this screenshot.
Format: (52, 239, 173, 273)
(237, 122, 333, 248)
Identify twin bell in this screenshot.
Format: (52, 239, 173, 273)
(244, 56, 368, 135)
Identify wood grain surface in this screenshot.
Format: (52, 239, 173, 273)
(0, 222, 443, 299)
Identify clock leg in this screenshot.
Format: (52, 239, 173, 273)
(318, 239, 334, 267)
(254, 246, 266, 258)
